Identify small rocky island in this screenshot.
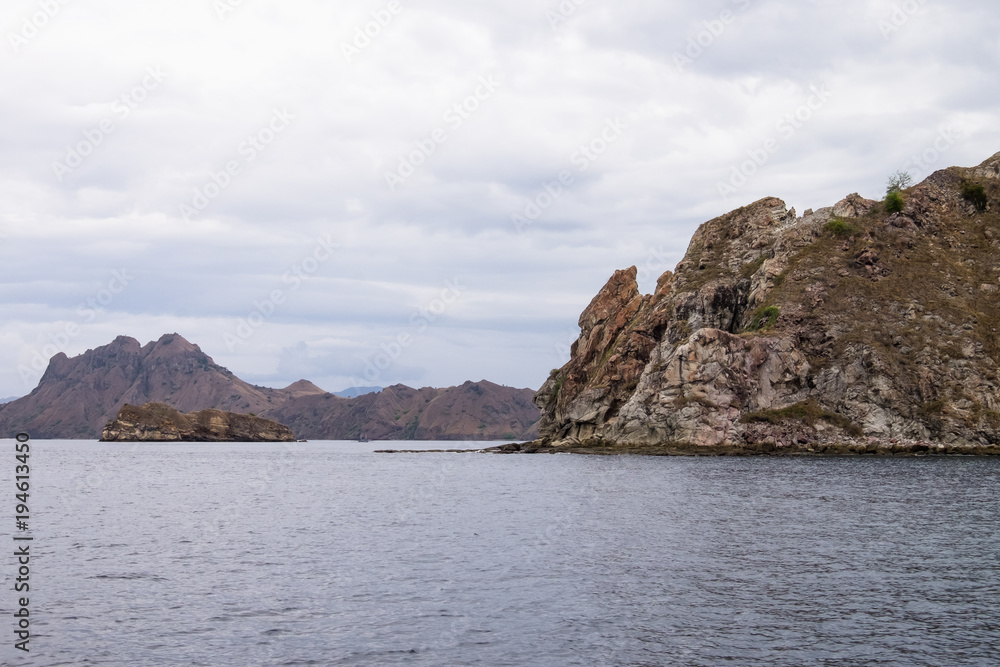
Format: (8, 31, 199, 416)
(101, 403, 296, 442)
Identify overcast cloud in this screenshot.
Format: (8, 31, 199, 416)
(1, 0, 998, 397)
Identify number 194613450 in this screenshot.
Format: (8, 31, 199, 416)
(13, 432, 32, 653)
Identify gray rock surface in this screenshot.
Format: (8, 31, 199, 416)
(528, 151, 1000, 455)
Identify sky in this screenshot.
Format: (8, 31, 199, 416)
(1, 0, 998, 398)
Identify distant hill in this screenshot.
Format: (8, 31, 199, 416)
(268, 381, 539, 441)
(0, 334, 539, 441)
(333, 386, 382, 398)
(0, 396, 18, 404)
(0, 334, 298, 438)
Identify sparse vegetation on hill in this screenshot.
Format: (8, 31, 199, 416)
(0, 335, 541, 441)
(530, 151, 1000, 454)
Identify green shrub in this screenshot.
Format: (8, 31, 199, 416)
(961, 181, 988, 212)
(885, 191, 904, 213)
(825, 219, 857, 237)
(750, 305, 780, 331)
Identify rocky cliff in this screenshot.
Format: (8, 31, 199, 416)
(101, 403, 296, 442)
(523, 151, 1000, 455)
(0, 333, 540, 440)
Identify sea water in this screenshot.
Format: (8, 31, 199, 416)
(3, 440, 999, 666)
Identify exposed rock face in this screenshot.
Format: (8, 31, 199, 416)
(530, 151, 1000, 454)
(0, 333, 540, 441)
(101, 403, 296, 442)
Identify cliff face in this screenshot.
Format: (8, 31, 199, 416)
(101, 403, 296, 442)
(0, 333, 540, 441)
(531, 151, 1000, 454)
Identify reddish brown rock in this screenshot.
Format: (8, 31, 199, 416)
(101, 403, 296, 442)
(0, 334, 540, 441)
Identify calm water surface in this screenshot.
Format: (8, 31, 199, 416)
(3, 440, 999, 666)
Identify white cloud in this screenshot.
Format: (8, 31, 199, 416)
(1, 0, 998, 396)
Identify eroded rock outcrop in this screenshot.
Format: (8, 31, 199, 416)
(526, 151, 1000, 455)
(101, 403, 296, 442)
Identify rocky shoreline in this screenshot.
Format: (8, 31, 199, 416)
(482, 438, 1000, 456)
(375, 437, 1000, 456)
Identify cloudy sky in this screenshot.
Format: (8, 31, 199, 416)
(1, 0, 997, 398)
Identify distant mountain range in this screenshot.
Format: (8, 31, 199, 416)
(0, 397, 18, 404)
(0, 334, 539, 441)
(333, 386, 382, 398)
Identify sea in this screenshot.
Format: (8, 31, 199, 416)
(3, 439, 999, 666)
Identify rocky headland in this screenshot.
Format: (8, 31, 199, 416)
(513, 151, 1000, 456)
(101, 403, 296, 442)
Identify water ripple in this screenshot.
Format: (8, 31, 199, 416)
(14, 442, 1000, 666)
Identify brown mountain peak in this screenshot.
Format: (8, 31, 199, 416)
(282, 379, 326, 396)
(0, 333, 541, 441)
